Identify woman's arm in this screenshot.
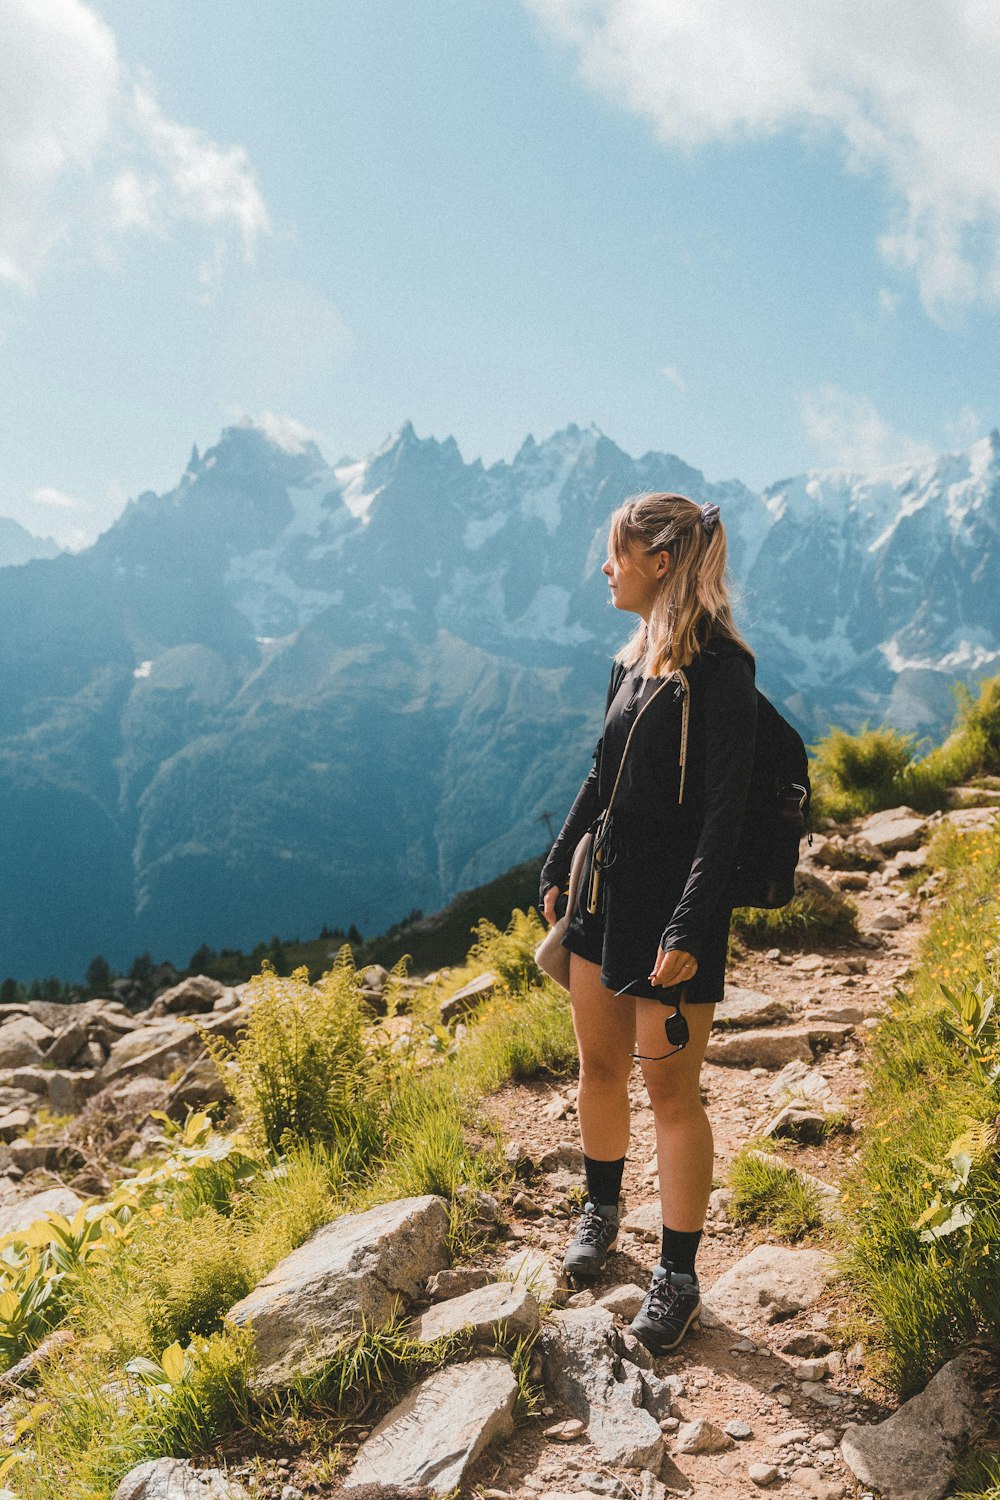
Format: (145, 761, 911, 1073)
(658, 652, 758, 963)
(538, 661, 623, 909)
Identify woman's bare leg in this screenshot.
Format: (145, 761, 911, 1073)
(568, 951, 635, 1160)
(635, 993, 716, 1230)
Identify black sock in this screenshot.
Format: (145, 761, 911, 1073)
(583, 1154, 625, 1209)
(661, 1224, 702, 1280)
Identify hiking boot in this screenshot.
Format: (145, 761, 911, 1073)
(563, 1199, 620, 1279)
(628, 1262, 702, 1353)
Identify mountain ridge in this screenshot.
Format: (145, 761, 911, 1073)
(1, 416, 997, 979)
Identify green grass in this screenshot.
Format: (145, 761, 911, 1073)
(808, 670, 1000, 822)
(6, 908, 573, 1499)
(726, 1139, 830, 1241)
(832, 818, 1000, 1405)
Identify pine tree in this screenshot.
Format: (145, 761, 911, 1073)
(85, 955, 114, 997)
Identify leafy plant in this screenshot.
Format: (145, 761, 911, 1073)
(198, 957, 384, 1165)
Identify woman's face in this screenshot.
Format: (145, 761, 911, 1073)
(602, 538, 670, 620)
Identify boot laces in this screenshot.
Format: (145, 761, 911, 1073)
(575, 1205, 612, 1246)
(647, 1269, 691, 1322)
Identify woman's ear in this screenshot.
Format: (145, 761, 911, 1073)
(656, 549, 671, 577)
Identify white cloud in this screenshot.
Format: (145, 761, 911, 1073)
(660, 365, 687, 394)
(31, 485, 89, 510)
(252, 412, 320, 455)
(526, 0, 1000, 316)
(0, 0, 270, 289)
(800, 386, 935, 471)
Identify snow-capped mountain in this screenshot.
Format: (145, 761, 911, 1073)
(0, 417, 996, 980)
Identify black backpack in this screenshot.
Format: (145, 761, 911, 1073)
(726, 691, 812, 909)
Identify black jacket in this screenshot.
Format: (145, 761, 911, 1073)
(539, 631, 758, 965)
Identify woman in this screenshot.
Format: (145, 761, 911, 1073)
(539, 492, 757, 1354)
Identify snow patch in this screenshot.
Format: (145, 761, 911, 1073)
(133, 660, 153, 679)
(463, 511, 507, 550)
(334, 460, 382, 524)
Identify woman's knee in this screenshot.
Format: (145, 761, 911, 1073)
(641, 1070, 703, 1120)
(579, 1049, 631, 1092)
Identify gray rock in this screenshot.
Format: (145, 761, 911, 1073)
(113, 1457, 250, 1499)
(536, 1142, 585, 1174)
(8, 1066, 49, 1095)
(44, 1021, 91, 1067)
(939, 807, 1000, 833)
(164, 1057, 232, 1114)
(6, 1138, 55, 1171)
(426, 1265, 493, 1300)
(789, 1467, 846, 1499)
(226, 1195, 450, 1389)
(101, 1021, 201, 1083)
(759, 1105, 831, 1143)
(726, 1419, 754, 1439)
(748, 1463, 780, 1487)
(703, 1244, 837, 1324)
(541, 1305, 664, 1468)
(0, 1187, 84, 1239)
(501, 1246, 567, 1304)
(597, 1283, 647, 1319)
(439, 971, 501, 1025)
(858, 808, 926, 854)
(0, 1021, 48, 1069)
(47, 1067, 99, 1114)
(619, 1201, 661, 1240)
(411, 1280, 540, 1343)
(673, 1417, 734, 1454)
(715, 986, 793, 1029)
(343, 1356, 516, 1494)
(145, 975, 230, 1020)
(840, 1350, 990, 1500)
(704, 1027, 812, 1069)
(0, 1109, 34, 1142)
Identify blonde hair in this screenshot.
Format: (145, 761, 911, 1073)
(608, 492, 753, 678)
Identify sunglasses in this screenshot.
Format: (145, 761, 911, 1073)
(614, 979, 690, 1061)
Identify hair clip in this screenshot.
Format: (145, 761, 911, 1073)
(699, 502, 720, 535)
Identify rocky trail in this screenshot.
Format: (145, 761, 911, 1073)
(2, 799, 998, 1500)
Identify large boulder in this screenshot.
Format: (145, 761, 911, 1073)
(101, 1021, 202, 1083)
(343, 1356, 517, 1494)
(114, 1458, 249, 1499)
(225, 1195, 451, 1389)
(439, 972, 501, 1025)
(145, 975, 235, 1021)
(0, 1187, 84, 1240)
(540, 1305, 664, 1468)
(703, 1244, 837, 1325)
(706, 1024, 851, 1069)
(840, 1351, 992, 1500)
(0, 1019, 52, 1069)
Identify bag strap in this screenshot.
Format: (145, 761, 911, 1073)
(587, 670, 679, 914)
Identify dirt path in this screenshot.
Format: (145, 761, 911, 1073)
(465, 829, 940, 1500)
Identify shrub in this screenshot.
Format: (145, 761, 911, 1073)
(467, 908, 545, 990)
(200, 956, 383, 1165)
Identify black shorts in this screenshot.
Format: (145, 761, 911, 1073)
(560, 857, 733, 1005)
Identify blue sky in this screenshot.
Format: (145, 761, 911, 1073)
(2, 0, 998, 547)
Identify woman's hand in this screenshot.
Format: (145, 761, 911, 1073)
(650, 946, 698, 988)
(541, 884, 562, 927)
